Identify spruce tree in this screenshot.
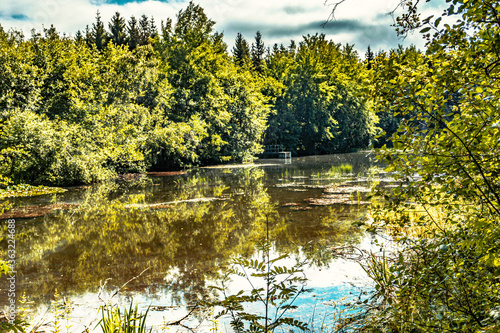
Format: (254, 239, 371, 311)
(149, 17, 158, 39)
(109, 11, 127, 46)
(289, 40, 296, 54)
(75, 30, 84, 43)
(160, 18, 173, 43)
(251, 31, 266, 73)
(85, 24, 93, 48)
(365, 45, 374, 70)
(232, 33, 251, 67)
(139, 14, 150, 45)
(127, 16, 140, 50)
(92, 10, 108, 50)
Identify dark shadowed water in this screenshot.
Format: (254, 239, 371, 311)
(0, 152, 389, 331)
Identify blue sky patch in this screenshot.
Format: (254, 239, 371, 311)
(11, 13, 29, 20)
(0, 13, 29, 21)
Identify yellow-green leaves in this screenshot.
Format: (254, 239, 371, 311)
(351, 0, 500, 331)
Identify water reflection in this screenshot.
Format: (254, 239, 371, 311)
(0, 152, 382, 328)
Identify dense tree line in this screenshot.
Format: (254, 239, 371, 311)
(263, 35, 377, 154)
(0, 2, 382, 187)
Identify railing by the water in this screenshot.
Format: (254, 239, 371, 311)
(261, 145, 292, 164)
(264, 145, 284, 153)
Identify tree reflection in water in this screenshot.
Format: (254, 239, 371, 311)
(0, 153, 380, 328)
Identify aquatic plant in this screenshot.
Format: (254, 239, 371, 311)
(208, 214, 310, 333)
(0, 184, 66, 199)
(98, 301, 151, 333)
(312, 164, 354, 180)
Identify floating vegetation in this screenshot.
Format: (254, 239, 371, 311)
(304, 194, 370, 206)
(305, 195, 354, 206)
(126, 196, 229, 208)
(275, 182, 306, 188)
(0, 203, 79, 219)
(147, 171, 188, 177)
(281, 202, 313, 211)
(276, 183, 330, 189)
(324, 186, 371, 194)
(290, 206, 312, 211)
(201, 163, 279, 169)
(310, 177, 353, 182)
(312, 164, 354, 180)
(0, 184, 66, 199)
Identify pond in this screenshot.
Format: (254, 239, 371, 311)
(0, 152, 391, 332)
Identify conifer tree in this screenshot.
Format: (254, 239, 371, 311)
(365, 45, 374, 69)
(149, 17, 158, 39)
(232, 33, 251, 67)
(251, 31, 266, 73)
(74, 30, 84, 43)
(44, 25, 59, 40)
(109, 11, 127, 46)
(127, 16, 140, 50)
(139, 14, 151, 45)
(92, 10, 108, 50)
(160, 18, 173, 43)
(85, 24, 93, 47)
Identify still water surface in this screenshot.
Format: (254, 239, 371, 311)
(1, 152, 388, 331)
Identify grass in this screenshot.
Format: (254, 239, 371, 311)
(99, 302, 151, 333)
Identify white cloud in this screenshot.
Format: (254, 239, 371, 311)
(0, 0, 448, 54)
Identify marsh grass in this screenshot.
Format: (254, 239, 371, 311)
(312, 164, 354, 180)
(98, 302, 151, 333)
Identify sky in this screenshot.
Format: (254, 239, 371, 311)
(0, 0, 447, 57)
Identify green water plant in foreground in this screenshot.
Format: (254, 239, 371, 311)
(209, 240, 310, 333)
(207, 213, 310, 333)
(98, 302, 151, 333)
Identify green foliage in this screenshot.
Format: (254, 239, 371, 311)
(0, 184, 66, 199)
(209, 235, 310, 333)
(251, 31, 266, 73)
(342, 0, 500, 331)
(109, 12, 127, 46)
(157, 3, 270, 164)
(91, 10, 108, 51)
(99, 302, 151, 333)
(264, 34, 376, 155)
(0, 109, 113, 185)
(0, 320, 27, 333)
(369, 45, 423, 148)
(0, 2, 379, 187)
(233, 33, 251, 69)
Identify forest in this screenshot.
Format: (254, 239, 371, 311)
(2, 0, 500, 332)
(0, 2, 389, 187)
